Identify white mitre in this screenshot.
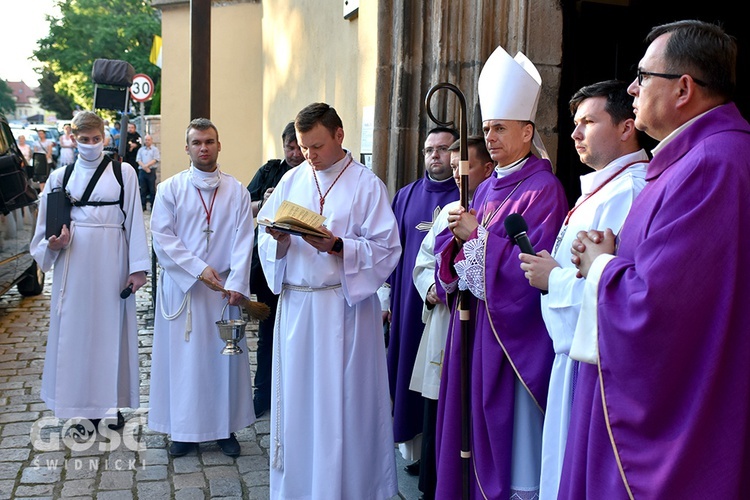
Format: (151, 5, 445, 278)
(478, 45, 549, 159)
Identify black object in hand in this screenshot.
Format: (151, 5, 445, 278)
(46, 189, 71, 240)
(504, 212, 549, 295)
(503, 213, 536, 255)
(120, 283, 134, 299)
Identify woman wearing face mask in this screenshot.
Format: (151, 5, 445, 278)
(29, 111, 150, 434)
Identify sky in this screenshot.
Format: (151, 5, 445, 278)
(1, 0, 60, 87)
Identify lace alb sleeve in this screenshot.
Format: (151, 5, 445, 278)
(454, 225, 488, 300)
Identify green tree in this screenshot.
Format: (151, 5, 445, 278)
(0, 80, 16, 115)
(34, 0, 161, 110)
(36, 69, 75, 119)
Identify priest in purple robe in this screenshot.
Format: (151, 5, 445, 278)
(385, 126, 459, 481)
(434, 45, 567, 499)
(563, 20, 750, 498)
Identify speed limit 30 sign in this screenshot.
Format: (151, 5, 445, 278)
(130, 73, 154, 102)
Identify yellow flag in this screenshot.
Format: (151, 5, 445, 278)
(150, 35, 162, 68)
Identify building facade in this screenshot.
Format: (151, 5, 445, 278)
(152, 0, 747, 200)
(5, 81, 51, 125)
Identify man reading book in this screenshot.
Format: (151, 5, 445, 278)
(257, 102, 402, 498)
(258, 200, 327, 237)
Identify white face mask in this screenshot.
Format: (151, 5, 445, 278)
(76, 141, 104, 162)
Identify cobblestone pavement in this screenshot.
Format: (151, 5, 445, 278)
(0, 230, 419, 499)
(0, 264, 274, 500)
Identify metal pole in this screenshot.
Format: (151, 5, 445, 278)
(190, 0, 211, 119)
(118, 114, 128, 161)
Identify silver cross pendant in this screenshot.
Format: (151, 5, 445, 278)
(203, 226, 214, 252)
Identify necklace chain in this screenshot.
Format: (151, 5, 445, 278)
(197, 186, 219, 224)
(312, 156, 353, 215)
(197, 186, 219, 251)
(564, 161, 645, 226)
(552, 160, 646, 255)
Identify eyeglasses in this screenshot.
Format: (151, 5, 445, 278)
(423, 145, 450, 156)
(636, 68, 707, 87)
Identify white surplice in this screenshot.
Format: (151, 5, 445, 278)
(410, 200, 455, 400)
(258, 153, 401, 500)
(538, 150, 648, 499)
(148, 167, 255, 442)
(31, 155, 150, 419)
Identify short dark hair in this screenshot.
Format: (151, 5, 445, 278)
(281, 121, 296, 144)
(186, 117, 219, 143)
(448, 135, 492, 165)
(570, 80, 646, 148)
(647, 19, 736, 100)
(428, 127, 459, 142)
(295, 103, 343, 135)
(569, 80, 634, 125)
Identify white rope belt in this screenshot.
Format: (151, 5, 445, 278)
(158, 267, 192, 341)
(56, 221, 122, 315)
(281, 283, 342, 292)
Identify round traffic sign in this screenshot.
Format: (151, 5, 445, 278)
(130, 73, 154, 102)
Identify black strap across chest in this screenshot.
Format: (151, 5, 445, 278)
(62, 155, 126, 224)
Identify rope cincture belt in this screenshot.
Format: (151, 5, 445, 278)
(56, 222, 123, 315)
(272, 281, 343, 471)
(281, 283, 342, 292)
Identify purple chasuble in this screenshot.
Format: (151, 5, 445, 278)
(559, 103, 750, 498)
(434, 156, 567, 498)
(387, 173, 459, 442)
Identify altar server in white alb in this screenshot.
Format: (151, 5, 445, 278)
(149, 118, 255, 458)
(258, 102, 401, 499)
(30, 110, 149, 428)
(518, 80, 648, 499)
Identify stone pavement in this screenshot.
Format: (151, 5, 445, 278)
(0, 241, 421, 499)
(0, 269, 274, 500)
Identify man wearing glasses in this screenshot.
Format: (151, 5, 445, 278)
(383, 126, 459, 493)
(564, 20, 750, 498)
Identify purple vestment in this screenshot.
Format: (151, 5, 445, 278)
(387, 173, 459, 442)
(435, 156, 567, 498)
(559, 103, 750, 498)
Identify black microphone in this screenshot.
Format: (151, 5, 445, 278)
(504, 213, 536, 255)
(120, 283, 134, 299)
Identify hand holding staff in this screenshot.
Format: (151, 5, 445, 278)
(425, 81, 471, 500)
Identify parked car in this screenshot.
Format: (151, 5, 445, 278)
(0, 113, 48, 296)
(10, 127, 40, 144)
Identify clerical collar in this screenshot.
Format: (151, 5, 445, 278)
(494, 152, 531, 178)
(189, 164, 222, 190)
(426, 173, 455, 183)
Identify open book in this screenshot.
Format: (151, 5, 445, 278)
(258, 200, 328, 237)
